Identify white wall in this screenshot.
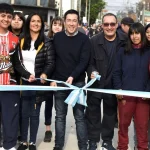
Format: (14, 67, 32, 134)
(55, 0, 78, 17)
(60, 0, 78, 16)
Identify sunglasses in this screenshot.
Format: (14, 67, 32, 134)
(103, 23, 116, 27)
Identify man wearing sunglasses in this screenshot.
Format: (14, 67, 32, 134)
(86, 13, 127, 150)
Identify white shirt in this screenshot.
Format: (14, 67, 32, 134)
(22, 41, 36, 75)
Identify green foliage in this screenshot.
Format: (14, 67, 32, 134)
(90, 0, 105, 24)
(81, 0, 106, 25)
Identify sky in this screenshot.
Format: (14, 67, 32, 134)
(104, 0, 140, 14)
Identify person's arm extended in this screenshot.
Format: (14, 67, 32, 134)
(11, 45, 32, 81)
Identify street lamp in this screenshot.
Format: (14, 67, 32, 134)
(142, 1, 145, 25)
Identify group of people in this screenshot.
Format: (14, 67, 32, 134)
(0, 2, 150, 150)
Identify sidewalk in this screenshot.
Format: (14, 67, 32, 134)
(35, 102, 134, 150)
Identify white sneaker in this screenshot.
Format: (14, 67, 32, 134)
(8, 147, 16, 150)
(100, 147, 107, 150)
(1, 147, 16, 150)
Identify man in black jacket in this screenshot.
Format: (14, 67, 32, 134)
(86, 13, 127, 150)
(51, 9, 91, 150)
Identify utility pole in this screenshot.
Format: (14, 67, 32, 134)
(142, 0, 145, 25)
(88, 0, 91, 25)
(85, 0, 88, 22)
(78, 0, 81, 17)
(71, 0, 74, 9)
(37, 0, 40, 6)
(59, 0, 62, 17)
(11, 0, 15, 4)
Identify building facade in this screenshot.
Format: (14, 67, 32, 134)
(0, 0, 57, 25)
(55, 0, 79, 17)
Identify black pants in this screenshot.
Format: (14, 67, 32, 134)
(44, 92, 53, 126)
(85, 92, 117, 144)
(0, 91, 20, 149)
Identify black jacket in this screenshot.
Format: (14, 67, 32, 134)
(87, 31, 127, 89)
(17, 36, 55, 102)
(18, 36, 55, 79)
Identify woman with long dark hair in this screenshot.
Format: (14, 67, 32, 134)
(113, 22, 150, 150)
(17, 13, 55, 150)
(44, 16, 64, 143)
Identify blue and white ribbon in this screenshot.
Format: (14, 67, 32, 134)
(0, 75, 150, 107)
(64, 74, 101, 107)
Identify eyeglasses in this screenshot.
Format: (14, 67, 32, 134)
(103, 23, 116, 27)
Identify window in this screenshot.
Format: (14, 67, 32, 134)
(15, 0, 36, 6)
(40, 0, 49, 7)
(0, 0, 10, 3)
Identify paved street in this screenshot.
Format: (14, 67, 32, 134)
(33, 102, 135, 150)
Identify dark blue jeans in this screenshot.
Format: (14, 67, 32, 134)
(54, 82, 88, 150)
(0, 91, 20, 149)
(21, 91, 41, 144)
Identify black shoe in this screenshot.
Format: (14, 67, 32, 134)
(114, 122, 118, 128)
(17, 143, 28, 150)
(53, 146, 63, 150)
(44, 131, 52, 142)
(101, 143, 116, 150)
(0, 138, 2, 147)
(88, 141, 97, 150)
(18, 136, 22, 143)
(29, 144, 36, 150)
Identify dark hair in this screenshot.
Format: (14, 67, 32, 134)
(125, 22, 146, 54)
(145, 23, 150, 45)
(22, 13, 45, 50)
(64, 9, 79, 21)
(9, 12, 25, 34)
(121, 17, 134, 26)
(48, 16, 64, 38)
(0, 3, 14, 15)
(102, 13, 117, 23)
(145, 23, 150, 32)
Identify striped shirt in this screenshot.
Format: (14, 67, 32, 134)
(0, 31, 18, 85)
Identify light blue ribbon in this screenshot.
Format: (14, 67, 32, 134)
(64, 74, 101, 107)
(0, 75, 150, 107)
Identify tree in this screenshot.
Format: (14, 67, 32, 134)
(81, 0, 106, 25)
(90, 0, 105, 24)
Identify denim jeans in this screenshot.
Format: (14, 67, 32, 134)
(21, 91, 42, 143)
(54, 82, 88, 150)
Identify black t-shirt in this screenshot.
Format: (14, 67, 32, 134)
(104, 37, 118, 78)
